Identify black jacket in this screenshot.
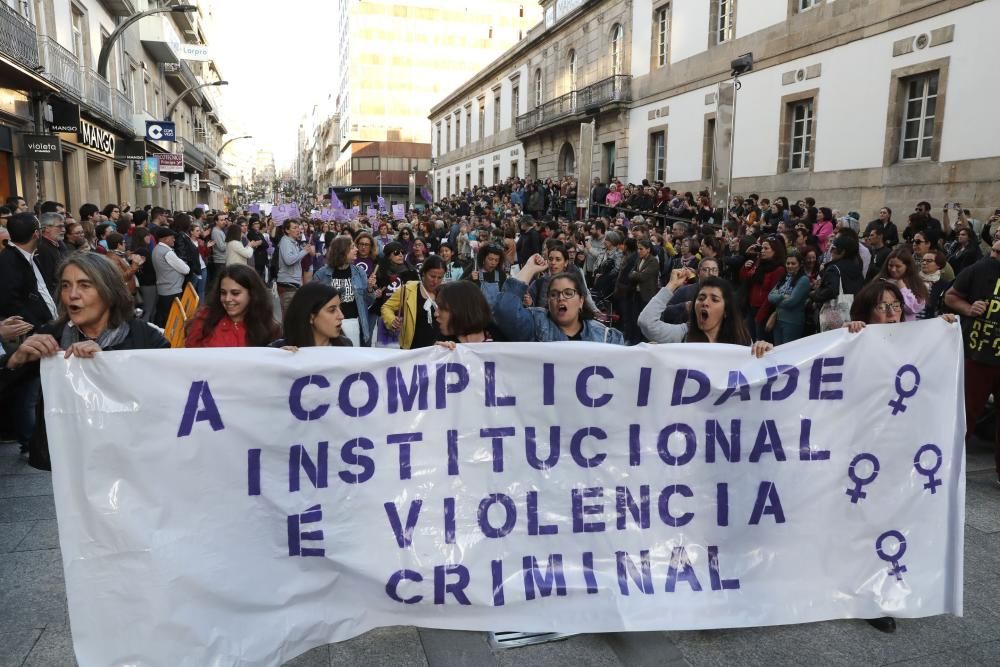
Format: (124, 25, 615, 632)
(0, 244, 56, 327)
(35, 238, 68, 295)
(0, 319, 170, 471)
(174, 233, 200, 281)
(813, 258, 864, 304)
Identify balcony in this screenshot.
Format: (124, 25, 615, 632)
(37, 36, 81, 98)
(112, 88, 133, 127)
(0, 3, 39, 69)
(81, 68, 134, 134)
(139, 14, 182, 64)
(515, 75, 631, 138)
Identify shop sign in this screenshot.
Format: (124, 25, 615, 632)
(190, 172, 200, 192)
(159, 153, 184, 173)
(115, 140, 146, 161)
(79, 120, 116, 157)
(50, 99, 80, 133)
(22, 134, 62, 161)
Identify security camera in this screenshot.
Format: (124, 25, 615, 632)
(731, 53, 753, 76)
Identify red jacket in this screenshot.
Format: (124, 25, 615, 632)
(740, 262, 786, 321)
(185, 311, 247, 348)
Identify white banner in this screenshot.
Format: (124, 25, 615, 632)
(41, 322, 965, 666)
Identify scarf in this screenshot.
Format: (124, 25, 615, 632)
(420, 283, 437, 325)
(60, 321, 130, 351)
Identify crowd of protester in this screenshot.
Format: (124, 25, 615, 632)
(0, 184, 996, 585)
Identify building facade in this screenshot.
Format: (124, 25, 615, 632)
(0, 0, 232, 214)
(432, 0, 998, 220)
(314, 0, 541, 205)
(430, 0, 632, 198)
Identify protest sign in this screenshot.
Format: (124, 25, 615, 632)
(392, 203, 406, 220)
(367, 206, 378, 219)
(41, 322, 965, 666)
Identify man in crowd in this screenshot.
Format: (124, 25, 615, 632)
(4, 195, 28, 213)
(209, 212, 228, 286)
(0, 213, 58, 328)
(35, 212, 68, 294)
(864, 227, 890, 282)
(151, 227, 190, 327)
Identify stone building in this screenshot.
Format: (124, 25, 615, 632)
(432, 0, 999, 220)
(430, 0, 632, 197)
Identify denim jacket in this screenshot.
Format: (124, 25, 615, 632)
(312, 264, 373, 344)
(496, 277, 624, 344)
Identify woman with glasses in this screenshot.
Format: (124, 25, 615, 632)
(917, 250, 951, 320)
(353, 231, 377, 277)
(372, 241, 419, 345)
(910, 232, 954, 282)
(406, 238, 429, 271)
(874, 247, 928, 321)
(496, 253, 624, 344)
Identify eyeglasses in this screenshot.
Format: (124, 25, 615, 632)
(391, 250, 403, 255)
(913, 238, 929, 245)
(875, 302, 903, 314)
(357, 241, 372, 246)
(548, 288, 579, 300)
(920, 257, 937, 264)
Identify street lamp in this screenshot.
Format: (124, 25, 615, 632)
(165, 80, 228, 121)
(217, 135, 252, 157)
(97, 4, 197, 79)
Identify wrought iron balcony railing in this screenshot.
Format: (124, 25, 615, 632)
(37, 36, 81, 98)
(515, 75, 631, 138)
(0, 3, 39, 69)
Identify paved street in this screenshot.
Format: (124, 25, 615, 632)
(1, 438, 998, 667)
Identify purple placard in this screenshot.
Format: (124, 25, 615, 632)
(392, 203, 405, 220)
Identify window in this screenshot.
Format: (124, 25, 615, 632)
(655, 5, 670, 68)
(602, 142, 616, 181)
(144, 75, 154, 114)
(650, 131, 665, 182)
(702, 116, 716, 181)
(798, 0, 822, 10)
(568, 50, 577, 91)
(534, 68, 543, 107)
(611, 24, 624, 75)
(436, 123, 442, 154)
(713, 0, 736, 45)
(494, 92, 501, 133)
(445, 119, 451, 152)
(511, 86, 519, 119)
(478, 168, 484, 186)
(901, 72, 938, 161)
(478, 100, 485, 140)
(465, 107, 472, 144)
(71, 6, 85, 60)
(789, 101, 814, 170)
(455, 113, 461, 148)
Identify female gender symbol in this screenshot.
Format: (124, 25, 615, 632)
(846, 453, 880, 503)
(888, 365, 920, 415)
(913, 444, 943, 494)
(875, 530, 908, 581)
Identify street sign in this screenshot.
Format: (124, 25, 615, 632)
(22, 134, 62, 161)
(49, 98, 80, 134)
(115, 140, 146, 161)
(145, 121, 176, 142)
(159, 153, 184, 173)
(190, 172, 200, 192)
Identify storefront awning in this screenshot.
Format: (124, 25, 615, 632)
(0, 53, 58, 93)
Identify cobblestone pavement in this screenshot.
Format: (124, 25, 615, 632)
(1, 439, 997, 666)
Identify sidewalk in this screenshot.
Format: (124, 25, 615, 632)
(1, 439, 998, 667)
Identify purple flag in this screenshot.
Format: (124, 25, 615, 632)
(420, 186, 433, 204)
(330, 191, 344, 210)
(377, 195, 386, 212)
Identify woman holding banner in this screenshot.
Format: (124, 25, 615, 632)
(380, 255, 446, 349)
(273, 283, 352, 349)
(186, 265, 279, 348)
(639, 272, 772, 357)
(1, 253, 169, 470)
(495, 253, 624, 344)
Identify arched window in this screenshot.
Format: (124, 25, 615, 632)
(559, 142, 576, 177)
(568, 49, 577, 92)
(534, 68, 543, 108)
(611, 24, 623, 76)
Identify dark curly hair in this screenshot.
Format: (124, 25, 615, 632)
(190, 264, 279, 346)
